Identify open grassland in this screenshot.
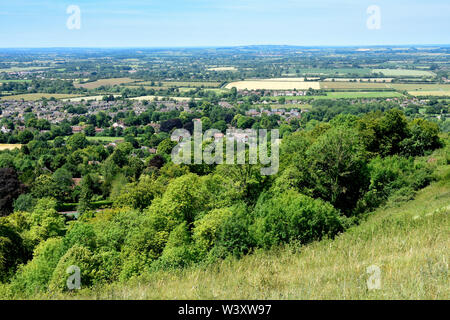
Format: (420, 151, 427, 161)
(298, 68, 372, 76)
(372, 69, 435, 77)
(226, 79, 321, 90)
(62, 95, 122, 102)
(0, 93, 82, 101)
(280, 92, 404, 100)
(320, 82, 391, 90)
(0, 67, 51, 73)
(0, 144, 22, 151)
(320, 82, 450, 92)
(130, 95, 198, 102)
(325, 91, 404, 99)
(74, 78, 137, 89)
(43, 157, 450, 300)
(86, 136, 124, 143)
(207, 67, 237, 72)
(130, 81, 222, 88)
(408, 91, 450, 97)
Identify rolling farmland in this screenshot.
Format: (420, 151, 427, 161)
(225, 79, 321, 90)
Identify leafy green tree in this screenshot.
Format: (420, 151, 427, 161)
(252, 190, 344, 248)
(67, 133, 89, 151)
(305, 127, 369, 213)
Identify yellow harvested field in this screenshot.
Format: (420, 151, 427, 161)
(225, 79, 320, 90)
(408, 91, 450, 97)
(207, 67, 237, 72)
(0, 144, 22, 151)
(74, 78, 136, 89)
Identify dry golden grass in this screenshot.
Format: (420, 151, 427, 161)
(0, 144, 22, 151)
(408, 91, 450, 97)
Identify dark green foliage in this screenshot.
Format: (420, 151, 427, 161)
(0, 223, 30, 282)
(0, 168, 24, 217)
(252, 191, 345, 249)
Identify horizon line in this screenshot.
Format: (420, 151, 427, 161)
(0, 44, 450, 50)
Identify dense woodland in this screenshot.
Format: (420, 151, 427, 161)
(0, 46, 448, 298)
(0, 103, 445, 296)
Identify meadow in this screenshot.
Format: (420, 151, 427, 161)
(130, 81, 222, 88)
(225, 79, 321, 90)
(408, 91, 450, 97)
(372, 69, 435, 77)
(74, 78, 137, 89)
(0, 93, 82, 101)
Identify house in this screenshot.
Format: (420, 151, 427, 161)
(0, 126, 10, 134)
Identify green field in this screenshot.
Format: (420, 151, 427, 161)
(86, 136, 124, 143)
(372, 69, 435, 77)
(0, 93, 82, 101)
(0, 80, 32, 83)
(279, 91, 404, 101)
(298, 68, 372, 76)
(130, 81, 222, 88)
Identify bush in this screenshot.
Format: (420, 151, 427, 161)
(48, 245, 97, 292)
(214, 204, 255, 258)
(13, 194, 36, 213)
(0, 223, 30, 283)
(63, 223, 97, 251)
(251, 190, 345, 249)
(193, 208, 233, 252)
(9, 238, 67, 295)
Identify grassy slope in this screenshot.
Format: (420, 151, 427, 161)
(52, 155, 449, 300)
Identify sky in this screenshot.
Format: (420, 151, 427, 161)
(0, 0, 449, 48)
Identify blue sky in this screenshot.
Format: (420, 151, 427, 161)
(0, 0, 449, 47)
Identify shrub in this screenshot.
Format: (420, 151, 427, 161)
(251, 190, 345, 249)
(9, 238, 67, 295)
(214, 204, 255, 258)
(63, 222, 97, 251)
(193, 208, 233, 252)
(48, 245, 97, 292)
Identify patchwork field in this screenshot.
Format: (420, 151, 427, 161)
(74, 78, 136, 89)
(207, 67, 237, 72)
(0, 144, 22, 151)
(280, 91, 404, 100)
(389, 84, 450, 91)
(0, 93, 82, 101)
(372, 69, 435, 77)
(86, 136, 124, 142)
(131, 81, 222, 88)
(408, 91, 450, 97)
(320, 82, 391, 90)
(62, 95, 122, 102)
(320, 82, 450, 92)
(298, 68, 372, 76)
(225, 79, 321, 90)
(130, 95, 197, 102)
